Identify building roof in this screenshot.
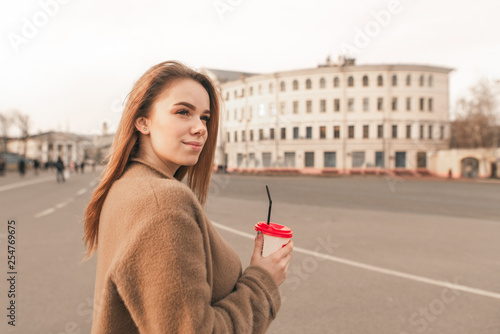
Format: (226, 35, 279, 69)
(205, 68, 260, 83)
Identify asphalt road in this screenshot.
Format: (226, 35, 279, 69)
(0, 170, 499, 333)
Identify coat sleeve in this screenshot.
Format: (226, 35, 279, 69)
(111, 183, 281, 334)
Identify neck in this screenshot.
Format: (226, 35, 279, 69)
(136, 135, 179, 179)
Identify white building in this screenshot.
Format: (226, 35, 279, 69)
(209, 59, 453, 174)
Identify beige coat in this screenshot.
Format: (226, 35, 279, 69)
(91, 158, 281, 333)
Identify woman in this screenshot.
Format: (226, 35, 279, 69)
(83, 61, 293, 333)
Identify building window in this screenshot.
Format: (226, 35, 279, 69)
(395, 152, 406, 168)
(281, 127, 286, 140)
(348, 76, 354, 87)
(306, 79, 312, 89)
(306, 126, 312, 139)
(270, 128, 275, 140)
(262, 152, 272, 167)
(234, 131, 238, 142)
(241, 88, 245, 97)
(259, 103, 266, 117)
(392, 125, 398, 138)
(406, 74, 411, 86)
(250, 86, 253, 96)
(234, 90, 237, 99)
(392, 75, 397, 86)
(417, 152, 427, 168)
(377, 125, 383, 138)
(320, 99, 326, 112)
(334, 126, 340, 139)
(305, 152, 315, 168)
(227, 132, 230, 143)
(348, 125, 354, 138)
(333, 77, 340, 87)
(419, 98, 425, 111)
(420, 125, 424, 139)
(225, 92, 229, 100)
(280, 101, 286, 115)
(242, 130, 246, 142)
(419, 75, 424, 87)
(377, 75, 383, 86)
(334, 99, 340, 112)
(269, 83, 273, 94)
(293, 101, 299, 114)
(348, 98, 354, 112)
(428, 125, 433, 139)
(237, 153, 243, 167)
(259, 129, 264, 140)
(324, 152, 336, 167)
(363, 125, 369, 139)
(428, 98, 433, 111)
(363, 98, 369, 111)
(258, 85, 262, 95)
(377, 97, 383, 111)
(234, 109, 237, 120)
(352, 152, 365, 168)
(406, 97, 411, 111)
(250, 130, 254, 141)
(284, 152, 295, 167)
(293, 80, 299, 90)
(428, 75, 433, 87)
(320, 78, 326, 88)
(392, 98, 398, 111)
(249, 106, 253, 119)
(363, 75, 369, 87)
(440, 125, 444, 139)
(375, 151, 384, 167)
(269, 102, 275, 116)
(280, 81, 286, 92)
(406, 125, 411, 139)
(306, 100, 312, 113)
(293, 127, 299, 139)
(320, 126, 326, 139)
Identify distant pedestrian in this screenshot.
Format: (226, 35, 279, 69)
(18, 159, 26, 177)
(448, 168, 452, 180)
(33, 159, 40, 175)
(0, 157, 5, 176)
(56, 157, 65, 183)
(80, 161, 85, 173)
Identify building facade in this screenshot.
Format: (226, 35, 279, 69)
(213, 60, 453, 173)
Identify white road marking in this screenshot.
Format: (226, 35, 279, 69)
(0, 176, 53, 193)
(211, 220, 500, 301)
(35, 208, 56, 218)
(55, 202, 68, 209)
(77, 188, 87, 196)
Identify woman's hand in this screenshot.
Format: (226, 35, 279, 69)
(250, 232, 293, 287)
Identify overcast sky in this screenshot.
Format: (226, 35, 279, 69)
(1, 0, 499, 136)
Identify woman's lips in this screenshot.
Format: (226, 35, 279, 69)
(183, 141, 203, 151)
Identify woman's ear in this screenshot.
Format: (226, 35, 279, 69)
(135, 117, 150, 134)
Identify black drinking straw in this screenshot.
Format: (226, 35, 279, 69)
(265, 185, 272, 225)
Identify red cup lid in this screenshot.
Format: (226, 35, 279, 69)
(254, 222, 293, 238)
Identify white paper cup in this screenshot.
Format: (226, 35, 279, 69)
(255, 222, 293, 257)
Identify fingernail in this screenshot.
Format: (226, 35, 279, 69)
(257, 231, 262, 235)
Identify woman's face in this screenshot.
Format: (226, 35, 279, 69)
(139, 79, 211, 175)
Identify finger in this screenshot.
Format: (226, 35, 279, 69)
(276, 240, 294, 257)
(252, 232, 264, 258)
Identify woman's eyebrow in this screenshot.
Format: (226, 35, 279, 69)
(174, 101, 211, 115)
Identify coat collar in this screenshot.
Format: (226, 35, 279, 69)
(128, 157, 173, 180)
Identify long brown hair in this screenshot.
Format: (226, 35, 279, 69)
(82, 61, 220, 261)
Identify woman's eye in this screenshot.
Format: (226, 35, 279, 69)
(201, 116, 211, 123)
(177, 109, 189, 116)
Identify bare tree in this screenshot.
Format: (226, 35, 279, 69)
(0, 111, 14, 153)
(12, 110, 31, 157)
(450, 79, 500, 148)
